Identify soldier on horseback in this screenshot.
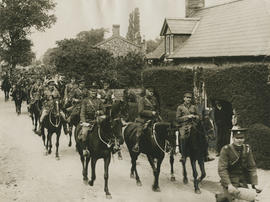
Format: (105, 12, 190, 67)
(36, 80, 69, 135)
(29, 78, 43, 116)
(176, 92, 200, 162)
(79, 85, 105, 156)
(98, 81, 114, 105)
(132, 87, 160, 153)
(66, 79, 88, 125)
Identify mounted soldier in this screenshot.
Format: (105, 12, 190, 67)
(29, 78, 43, 116)
(98, 80, 114, 105)
(176, 91, 200, 162)
(36, 80, 69, 135)
(78, 84, 105, 156)
(132, 87, 160, 153)
(64, 76, 76, 105)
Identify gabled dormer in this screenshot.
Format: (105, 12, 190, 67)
(160, 18, 200, 56)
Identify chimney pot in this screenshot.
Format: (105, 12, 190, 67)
(112, 24, 120, 36)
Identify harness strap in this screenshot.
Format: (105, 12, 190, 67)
(152, 123, 169, 154)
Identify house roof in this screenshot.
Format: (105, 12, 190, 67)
(146, 39, 165, 59)
(160, 18, 200, 36)
(169, 0, 270, 58)
(94, 35, 141, 48)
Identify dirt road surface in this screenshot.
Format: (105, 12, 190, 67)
(0, 94, 269, 202)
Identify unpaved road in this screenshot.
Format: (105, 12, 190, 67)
(0, 94, 269, 202)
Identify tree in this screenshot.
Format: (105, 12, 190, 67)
(52, 38, 115, 86)
(126, 8, 141, 45)
(146, 37, 162, 53)
(0, 0, 56, 69)
(76, 28, 108, 46)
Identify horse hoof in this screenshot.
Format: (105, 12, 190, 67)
(68, 143, 72, 147)
(136, 181, 142, 186)
(56, 156, 60, 160)
(152, 185, 161, 192)
(130, 173, 135, 179)
(195, 189, 201, 194)
(83, 177, 88, 184)
(88, 180, 94, 186)
(106, 194, 112, 199)
(170, 176, 176, 182)
(183, 178, 188, 184)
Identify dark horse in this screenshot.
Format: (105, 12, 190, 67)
(41, 101, 63, 159)
(11, 86, 25, 115)
(169, 119, 207, 194)
(75, 104, 123, 199)
(1, 77, 11, 101)
(30, 98, 43, 132)
(124, 121, 175, 191)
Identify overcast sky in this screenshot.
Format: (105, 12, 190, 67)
(30, 0, 231, 59)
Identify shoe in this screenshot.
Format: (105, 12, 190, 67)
(205, 156, 215, 162)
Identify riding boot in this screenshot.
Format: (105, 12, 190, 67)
(179, 138, 186, 162)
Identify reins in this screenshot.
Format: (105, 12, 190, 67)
(49, 110, 60, 128)
(152, 123, 169, 154)
(98, 124, 111, 148)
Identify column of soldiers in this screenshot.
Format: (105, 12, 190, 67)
(4, 69, 264, 201)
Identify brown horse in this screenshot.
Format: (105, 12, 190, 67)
(75, 104, 123, 199)
(169, 119, 207, 194)
(41, 101, 63, 159)
(124, 121, 175, 192)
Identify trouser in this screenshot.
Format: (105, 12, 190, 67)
(40, 108, 67, 127)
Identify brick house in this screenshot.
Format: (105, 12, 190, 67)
(146, 0, 270, 67)
(95, 25, 146, 57)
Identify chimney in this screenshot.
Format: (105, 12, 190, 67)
(112, 24, 120, 36)
(185, 0, 205, 17)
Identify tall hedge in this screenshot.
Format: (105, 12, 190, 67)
(142, 66, 193, 121)
(204, 64, 270, 127)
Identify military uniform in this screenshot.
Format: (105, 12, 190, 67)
(132, 89, 159, 152)
(218, 126, 259, 202)
(176, 103, 199, 137)
(79, 96, 104, 141)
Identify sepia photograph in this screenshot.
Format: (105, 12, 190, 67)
(0, 0, 270, 201)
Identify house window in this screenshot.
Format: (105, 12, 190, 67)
(170, 35, 174, 53)
(166, 35, 170, 54)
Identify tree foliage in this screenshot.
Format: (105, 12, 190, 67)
(76, 28, 107, 46)
(126, 8, 141, 45)
(0, 0, 56, 68)
(146, 37, 162, 53)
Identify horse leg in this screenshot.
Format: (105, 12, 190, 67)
(153, 158, 163, 192)
(48, 132, 52, 154)
(88, 157, 97, 186)
(198, 158, 206, 183)
(81, 155, 90, 182)
(130, 153, 141, 186)
(170, 151, 176, 181)
(181, 157, 188, 184)
(68, 125, 72, 147)
(55, 132, 60, 159)
(146, 155, 160, 192)
(104, 156, 112, 199)
(190, 159, 201, 194)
